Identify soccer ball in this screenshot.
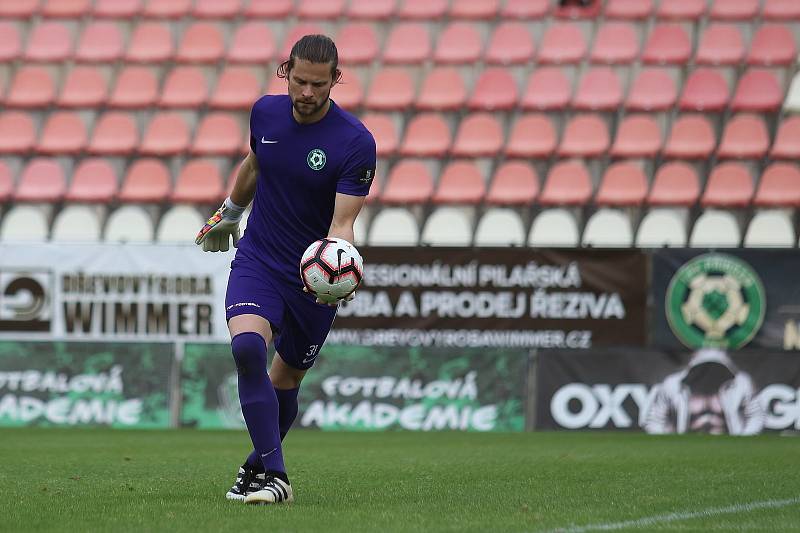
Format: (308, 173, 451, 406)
(300, 238, 364, 304)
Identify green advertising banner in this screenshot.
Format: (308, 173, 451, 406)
(0, 341, 172, 428)
(182, 344, 528, 432)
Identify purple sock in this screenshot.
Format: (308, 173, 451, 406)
(231, 332, 286, 475)
(244, 386, 299, 470)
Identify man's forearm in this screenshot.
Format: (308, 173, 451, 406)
(230, 152, 258, 207)
(327, 223, 355, 244)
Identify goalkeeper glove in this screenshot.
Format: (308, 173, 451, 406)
(195, 197, 245, 252)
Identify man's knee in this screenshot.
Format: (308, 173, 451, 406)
(231, 332, 268, 376)
(270, 354, 306, 389)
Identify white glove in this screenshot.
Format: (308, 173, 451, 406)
(195, 198, 244, 252)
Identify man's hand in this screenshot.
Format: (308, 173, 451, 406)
(302, 286, 356, 307)
(195, 199, 244, 252)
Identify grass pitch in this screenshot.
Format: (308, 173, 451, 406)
(0, 428, 798, 532)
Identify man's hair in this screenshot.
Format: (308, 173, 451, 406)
(277, 34, 342, 83)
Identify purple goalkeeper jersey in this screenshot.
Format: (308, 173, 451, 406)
(236, 94, 376, 286)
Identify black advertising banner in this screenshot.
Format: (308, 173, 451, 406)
(536, 348, 800, 434)
(652, 250, 800, 351)
(329, 248, 647, 349)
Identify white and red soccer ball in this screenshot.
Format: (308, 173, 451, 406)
(300, 238, 364, 304)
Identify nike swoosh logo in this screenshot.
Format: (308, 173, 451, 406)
(261, 138, 278, 144)
(302, 355, 318, 364)
(260, 448, 277, 459)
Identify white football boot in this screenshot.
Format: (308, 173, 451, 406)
(244, 476, 294, 504)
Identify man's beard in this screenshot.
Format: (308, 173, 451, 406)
(292, 94, 329, 117)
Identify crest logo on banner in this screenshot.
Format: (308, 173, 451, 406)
(0, 270, 52, 332)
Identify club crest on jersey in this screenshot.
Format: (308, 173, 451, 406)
(307, 148, 327, 170)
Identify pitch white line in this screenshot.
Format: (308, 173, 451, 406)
(555, 496, 800, 532)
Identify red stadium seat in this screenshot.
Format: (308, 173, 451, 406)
(590, 22, 639, 64)
(505, 114, 556, 159)
(642, 24, 691, 65)
(109, 66, 158, 108)
(434, 23, 482, 64)
(159, 67, 209, 108)
(6, 66, 55, 108)
(365, 68, 414, 111)
(140, 113, 190, 156)
(452, 113, 504, 157)
(192, 0, 241, 18)
(142, 0, 191, 18)
(266, 75, 286, 96)
(398, 0, 447, 19)
(540, 160, 593, 206)
(57, 66, 108, 108)
(557, 114, 609, 158)
(763, 0, 800, 20)
(171, 160, 224, 204)
(76, 21, 123, 63)
(330, 71, 364, 110)
(361, 113, 398, 157)
(501, 0, 549, 18)
(433, 161, 486, 204)
(468, 68, 518, 111)
(663, 115, 716, 159)
(119, 159, 171, 203)
(67, 159, 118, 203)
(88, 112, 138, 155)
(0, 112, 36, 154)
(679, 69, 729, 112)
(486, 161, 539, 205)
(191, 113, 242, 156)
(15, 159, 66, 203)
(177, 23, 224, 63)
(605, 0, 653, 19)
(400, 113, 451, 157)
(648, 162, 700, 206)
(25, 21, 73, 62)
(731, 70, 782, 112)
(770, 116, 800, 160)
(625, 68, 676, 111)
(709, 0, 759, 20)
(701, 162, 754, 207)
(41, 0, 91, 17)
(337, 23, 380, 65)
(126, 22, 173, 62)
(348, 0, 396, 19)
(596, 162, 648, 206)
(210, 67, 261, 110)
(696, 24, 744, 66)
(381, 160, 434, 204)
(717, 114, 769, 159)
(0, 0, 40, 17)
(521, 68, 571, 111)
(538, 23, 586, 64)
(383, 23, 430, 64)
(416, 68, 466, 111)
(572, 67, 623, 111)
(0, 162, 14, 202)
(610, 114, 662, 158)
(656, 0, 706, 20)
(245, 0, 293, 17)
(449, 0, 499, 19)
(485, 22, 534, 65)
(754, 163, 800, 206)
(0, 22, 22, 62)
(747, 25, 796, 66)
(279, 24, 324, 59)
(228, 23, 275, 64)
(297, 0, 345, 19)
(37, 112, 87, 155)
(93, 0, 142, 17)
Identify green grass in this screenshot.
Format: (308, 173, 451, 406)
(0, 428, 798, 532)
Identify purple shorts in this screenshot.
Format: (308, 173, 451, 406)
(225, 258, 337, 370)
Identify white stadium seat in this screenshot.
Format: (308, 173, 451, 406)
(420, 207, 474, 246)
(689, 210, 740, 248)
(367, 207, 419, 246)
(0, 205, 49, 242)
(784, 72, 800, 113)
(636, 208, 688, 248)
(157, 205, 205, 243)
(51, 205, 103, 242)
(353, 206, 369, 246)
(581, 209, 633, 248)
(528, 209, 579, 247)
(104, 205, 155, 243)
(474, 208, 525, 246)
(744, 210, 795, 248)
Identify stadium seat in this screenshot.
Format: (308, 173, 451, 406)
(701, 162, 754, 207)
(521, 67, 571, 111)
(595, 163, 648, 206)
(365, 68, 415, 111)
(0, 0, 40, 18)
(590, 22, 639, 64)
(505, 114, 557, 159)
(156, 205, 205, 243)
(731, 70, 782, 112)
(347, 0, 397, 19)
(381, 160, 434, 204)
(582, 209, 634, 248)
(228, 23, 275, 64)
(656, 0, 706, 19)
(159, 67, 209, 108)
(109, 66, 158, 108)
(51, 206, 103, 243)
(709, 0, 759, 20)
(747, 25, 796, 66)
(0, 162, 14, 202)
(452, 114, 504, 157)
(38, 112, 87, 155)
(210, 67, 261, 110)
(337, 23, 380, 65)
(399, 113, 451, 157)
(331, 71, 364, 110)
(540, 160, 592, 206)
(140, 113, 190, 156)
(572, 67, 623, 111)
(690, 210, 740, 247)
(5, 66, 56, 108)
(104, 206, 154, 243)
(474, 208, 526, 246)
(0, 206, 49, 242)
(557, 114, 609, 158)
(754, 163, 800, 207)
(57, 66, 108, 108)
(398, 0, 448, 19)
(119, 159, 171, 203)
(605, 0, 653, 19)
(142, 0, 191, 18)
(66, 158, 118, 203)
(743, 210, 795, 247)
(88, 112, 138, 155)
(383, 23, 430, 64)
(192, 0, 241, 18)
(417, 67, 467, 110)
(245, 0, 293, 17)
(76, 21, 123, 63)
(126, 22, 173, 62)
(171, 160, 224, 204)
(177, 23, 224, 64)
(266, 74, 286, 96)
(93, 0, 142, 17)
(0, 22, 21, 62)
(717, 114, 769, 159)
(367, 207, 419, 246)
(679, 69, 729, 112)
(502, 0, 549, 18)
(663, 115, 716, 159)
(434, 23, 482, 64)
(279, 24, 324, 59)
(763, 0, 800, 19)
(528, 209, 579, 247)
(625, 68, 676, 111)
(449, 0, 499, 19)
(191, 113, 242, 156)
(485, 22, 534, 65)
(15, 158, 66, 202)
(469, 68, 518, 111)
(297, 0, 345, 19)
(784, 74, 800, 113)
(642, 24, 691, 65)
(696, 24, 744, 66)
(486, 161, 539, 205)
(420, 207, 474, 246)
(0, 112, 36, 154)
(538, 23, 586, 64)
(432, 161, 486, 204)
(610, 114, 662, 159)
(770, 117, 800, 160)
(647, 162, 700, 206)
(360, 113, 398, 157)
(25, 21, 72, 62)
(635, 208, 689, 247)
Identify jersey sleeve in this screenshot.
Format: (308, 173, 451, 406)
(336, 129, 377, 197)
